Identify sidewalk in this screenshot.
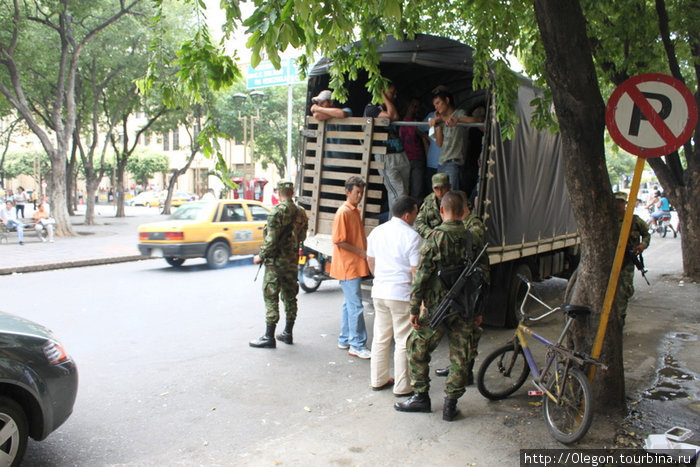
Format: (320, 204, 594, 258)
(0, 204, 161, 275)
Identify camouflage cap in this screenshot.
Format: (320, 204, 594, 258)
(614, 191, 628, 202)
(432, 173, 450, 188)
(277, 180, 294, 191)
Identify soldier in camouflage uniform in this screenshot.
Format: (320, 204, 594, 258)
(613, 191, 650, 325)
(415, 173, 451, 238)
(250, 181, 308, 348)
(394, 191, 479, 422)
(435, 192, 489, 381)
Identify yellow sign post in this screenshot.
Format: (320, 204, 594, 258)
(590, 73, 698, 382)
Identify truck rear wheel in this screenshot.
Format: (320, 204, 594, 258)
(504, 264, 531, 328)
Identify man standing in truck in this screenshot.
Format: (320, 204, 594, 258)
(363, 84, 410, 210)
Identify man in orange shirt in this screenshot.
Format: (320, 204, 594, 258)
(331, 176, 371, 359)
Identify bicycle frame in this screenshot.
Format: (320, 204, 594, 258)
(511, 279, 589, 402)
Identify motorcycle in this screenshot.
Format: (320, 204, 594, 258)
(648, 209, 677, 238)
(298, 247, 332, 292)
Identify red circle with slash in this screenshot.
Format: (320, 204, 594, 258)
(605, 73, 697, 158)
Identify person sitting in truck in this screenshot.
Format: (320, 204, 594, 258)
(363, 83, 410, 211)
(310, 89, 353, 162)
(310, 90, 352, 120)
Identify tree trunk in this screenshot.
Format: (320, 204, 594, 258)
(115, 159, 127, 218)
(648, 155, 700, 278)
(47, 149, 75, 237)
(84, 175, 99, 226)
(534, 0, 626, 412)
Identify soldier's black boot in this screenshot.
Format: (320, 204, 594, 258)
(276, 321, 294, 345)
(394, 392, 431, 413)
(443, 397, 458, 421)
(435, 366, 449, 377)
(249, 324, 276, 348)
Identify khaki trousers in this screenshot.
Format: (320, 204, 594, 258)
(370, 297, 412, 395)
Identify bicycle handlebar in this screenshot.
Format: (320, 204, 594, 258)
(517, 275, 561, 322)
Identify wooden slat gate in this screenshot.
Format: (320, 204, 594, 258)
(298, 116, 389, 239)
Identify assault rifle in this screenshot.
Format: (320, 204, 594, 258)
(428, 243, 489, 329)
(626, 249, 650, 285)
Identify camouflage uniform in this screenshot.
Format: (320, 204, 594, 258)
(463, 212, 489, 367)
(407, 219, 476, 399)
(258, 199, 308, 325)
(415, 192, 443, 238)
(614, 214, 650, 322)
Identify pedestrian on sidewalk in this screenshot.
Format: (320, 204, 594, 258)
(331, 176, 371, 359)
(14, 187, 27, 219)
(367, 195, 422, 395)
(0, 200, 25, 245)
(250, 181, 308, 349)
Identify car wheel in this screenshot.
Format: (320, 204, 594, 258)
(206, 241, 230, 269)
(165, 257, 186, 267)
(0, 396, 29, 467)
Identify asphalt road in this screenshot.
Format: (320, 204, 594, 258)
(2, 232, 698, 466)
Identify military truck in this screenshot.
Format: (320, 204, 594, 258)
(297, 34, 580, 327)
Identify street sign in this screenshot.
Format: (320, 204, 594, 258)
(605, 73, 697, 158)
(247, 59, 302, 89)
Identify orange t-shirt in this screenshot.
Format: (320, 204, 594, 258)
(330, 201, 369, 280)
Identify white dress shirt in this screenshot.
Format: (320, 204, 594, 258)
(367, 216, 422, 302)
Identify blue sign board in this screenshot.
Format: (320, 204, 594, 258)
(247, 59, 301, 89)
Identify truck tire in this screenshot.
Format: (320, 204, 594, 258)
(504, 263, 531, 328)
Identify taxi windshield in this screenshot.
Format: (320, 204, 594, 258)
(168, 203, 208, 221)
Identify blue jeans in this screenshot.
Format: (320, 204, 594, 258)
(6, 220, 24, 242)
(338, 277, 367, 350)
(438, 160, 463, 192)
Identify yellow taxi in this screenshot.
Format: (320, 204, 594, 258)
(137, 199, 271, 268)
(159, 192, 198, 207)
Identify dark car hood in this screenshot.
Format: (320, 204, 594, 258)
(0, 311, 56, 340)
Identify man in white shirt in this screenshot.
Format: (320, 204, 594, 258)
(367, 195, 422, 396)
(0, 200, 25, 245)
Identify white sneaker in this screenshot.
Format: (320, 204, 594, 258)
(337, 343, 349, 350)
(348, 348, 371, 359)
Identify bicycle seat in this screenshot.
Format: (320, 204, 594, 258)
(561, 304, 592, 318)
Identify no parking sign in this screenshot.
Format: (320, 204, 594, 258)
(605, 73, 697, 158)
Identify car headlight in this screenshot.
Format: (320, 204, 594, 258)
(43, 340, 69, 365)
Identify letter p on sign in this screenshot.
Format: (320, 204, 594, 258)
(606, 73, 697, 158)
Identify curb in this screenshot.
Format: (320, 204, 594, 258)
(0, 254, 257, 275)
(0, 255, 149, 276)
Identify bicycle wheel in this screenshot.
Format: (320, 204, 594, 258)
(477, 342, 530, 400)
(542, 367, 593, 443)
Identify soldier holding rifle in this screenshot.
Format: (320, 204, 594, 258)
(250, 181, 308, 348)
(394, 191, 481, 422)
